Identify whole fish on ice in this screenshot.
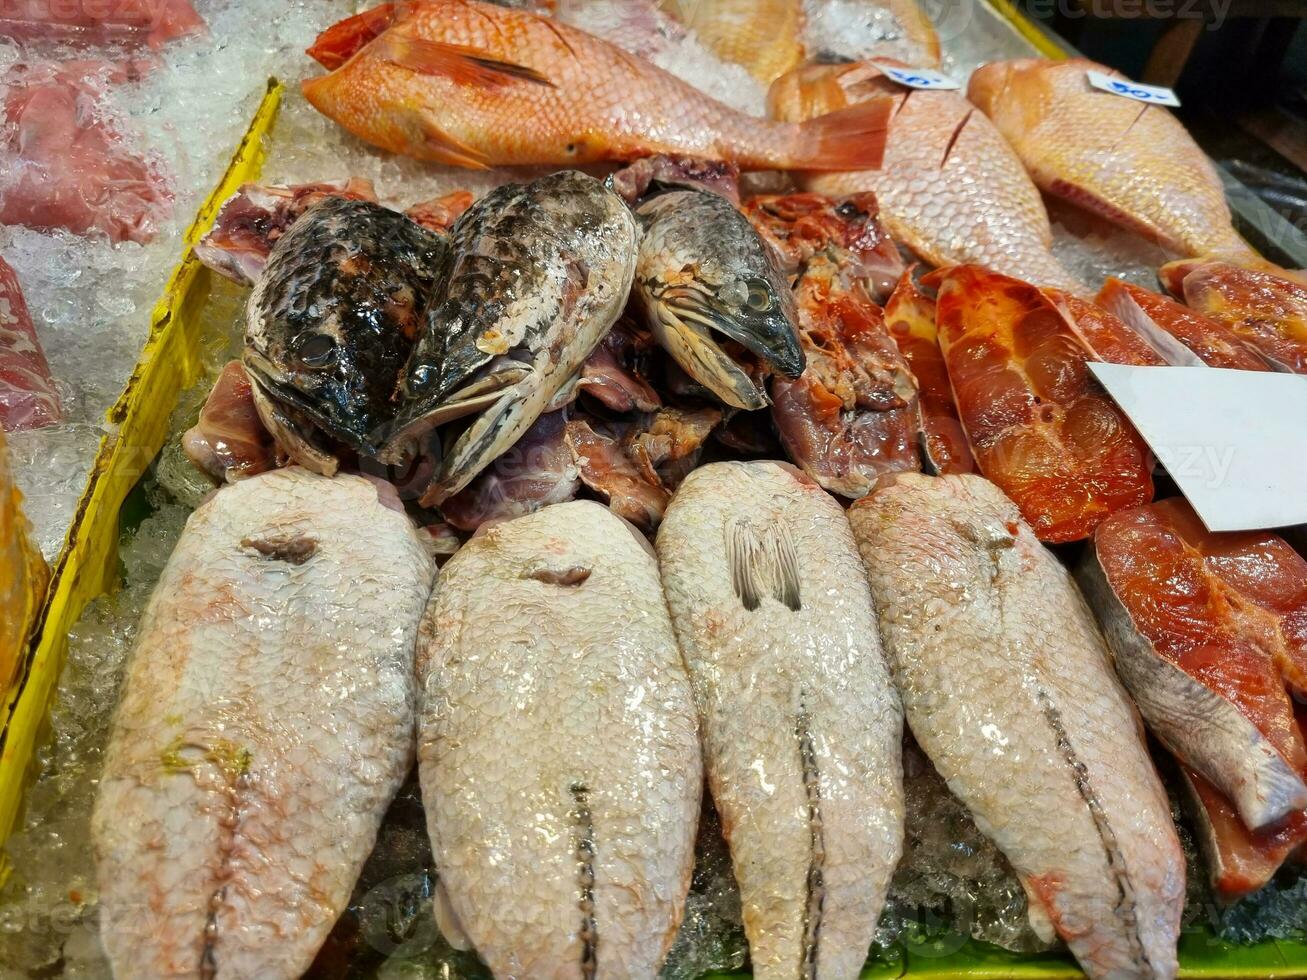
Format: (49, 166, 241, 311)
(849, 472, 1184, 980)
(657, 460, 904, 980)
(302, 0, 891, 171)
(417, 500, 701, 978)
(657, 0, 805, 83)
(93, 468, 434, 979)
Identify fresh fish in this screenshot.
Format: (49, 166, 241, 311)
(244, 196, 449, 476)
(656, 460, 904, 980)
(608, 154, 742, 207)
(0, 427, 48, 696)
(0, 253, 60, 432)
(634, 188, 803, 411)
(405, 189, 475, 234)
(0, 0, 204, 47)
(767, 60, 1082, 293)
(196, 178, 379, 286)
(743, 191, 904, 302)
(417, 500, 702, 977)
(1096, 278, 1269, 370)
(802, 0, 939, 67)
(849, 472, 1184, 980)
(302, 0, 891, 172)
(928, 264, 1153, 543)
(572, 319, 662, 414)
(182, 361, 276, 484)
(385, 170, 637, 504)
(1081, 498, 1307, 897)
(658, 0, 805, 83)
(1044, 290, 1168, 367)
(882, 271, 974, 475)
(968, 58, 1257, 262)
(1157, 260, 1307, 372)
(93, 468, 434, 978)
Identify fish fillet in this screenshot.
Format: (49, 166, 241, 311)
(418, 500, 702, 978)
(657, 460, 904, 980)
(93, 468, 434, 978)
(849, 472, 1184, 980)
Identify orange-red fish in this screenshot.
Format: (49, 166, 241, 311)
(928, 265, 1153, 543)
(968, 58, 1257, 263)
(1043, 289, 1166, 367)
(1, 427, 48, 697)
(303, 0, 890, 171)
(658, 0, 804, 83)
(768, 60, 1081, 292)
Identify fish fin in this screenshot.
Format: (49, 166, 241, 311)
(408, 109, 493, 169)
(375, 32, 554, 88)
(791, 96, 893, 172)
(1018, 875, 1059, 944)
(307, 4, 397, 69)
(725, 516, 801, 612)
(433, 880, 472, 951)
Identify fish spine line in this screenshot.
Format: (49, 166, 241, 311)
(199, 749, 252, 979)
(571, 781, 598, 980)
(797, 704, 825, 979)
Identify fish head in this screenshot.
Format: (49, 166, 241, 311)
(636, 190, 804, 411)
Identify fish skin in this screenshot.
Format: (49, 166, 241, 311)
(849, 472, 1184, 980)
(658, 0, 805, 83)
(967, 58, 1256, 262)
(767, 60, 1082, 293)
(1043, 290, 1168, 367)
(302, 0, 891, 172)
(656, 460, 905, 980)
(386, 170, 638, 504)
(417, 500, 702, 979)
(634, 188, 803, 411)
(0, 253, 61, 431)
(0, 427, 47, 696)
(92, 468, 434, 980)
(244, 197, 449, 474)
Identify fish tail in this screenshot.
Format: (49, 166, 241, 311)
(788, 97, 893, 172)
(307, 3, 397, 69)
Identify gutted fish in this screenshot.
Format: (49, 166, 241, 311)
(767, 60, 1081, 293)
(882, 272, 973, 475)
(572, 319, 662, 414)
(1158, 260, 1307, 372)
(968, 58, 1256, 262)
(0, 253, 61, 432)
(0, 427, 48, 696)
(1096, 278, 1269, 370)
(658, 0, 805, 83)
(634, 188, 803, 410)
(1082, 498, 1307, 897)
(386, 170, 637, 504)
(657, 460, 904, 980)
(303, 0, 891, 172)
(1044, 290, 1167, 367)
(608, 154, 742, 207)
(417, 500, 702, 977)
(93, 468, 434, 978)
(182, 361, 277, 484)
(849, 472, 1184, 980)
(802, 0, 939, 67)
(929, 265, 1153, 543)
(244, 196, 449, 476)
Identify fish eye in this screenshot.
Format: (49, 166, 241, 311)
(745, 278, 774, 313)
(295, 333, 337, 369)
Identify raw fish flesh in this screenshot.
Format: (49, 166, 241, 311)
(93, 468, 434, 978)
(182, 361, 276, 484)
(303, 0, 891, 171)
(657, 460, 904, 980)
(0, 253, 60, 431)
(849, 472, 1184, 980)
(405, 188, 475, 233)
(968, 58, 1257, 262)
(571, 319, 661, 414)
(1044, 290, 1167, 367)
(767, 60, 1081, 293)
(1096, 278, 1269, 370)
(1082, 498, 1307, 897)
(657, 0, 805, 82)
(0, 0, 204, 47)
(929, 265, 1153, 543)
(882, 271, 973, 475)
(608, 153, 742, 206)
(417, 500, 702, 977)
(0, 60, 172, 244)
(0, 427, 48, 697)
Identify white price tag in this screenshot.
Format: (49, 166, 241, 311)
(1086, 70, 1180, 107)
(880, 66, 960, 91)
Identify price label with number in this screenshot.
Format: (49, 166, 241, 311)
(880, 66, 961, 91)
(1086, 70, 1180, 107)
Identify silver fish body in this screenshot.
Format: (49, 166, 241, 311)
(386, 171, 639, 504)
(848, 473, 1184, 980)
(655, 460, 904, 980)
(92, 468, 434, 979)
(634, 190, 804, 411)
(244, 197, 450, 474)
(417, 500, 702, 979)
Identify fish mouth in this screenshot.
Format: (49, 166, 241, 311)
(244, 351, 383, 459)
(648, 282, 805, 411)
(245, 365, 341, 477)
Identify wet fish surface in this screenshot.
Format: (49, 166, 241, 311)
(387, 170, 638, 504)
(0, 427, 47, 696)
(244, 196, 449, 475)
(849, 472, 1184, 980)
(657, 460, 904, 980)
(417, 500, 701, 978)
(93, 468, 434, 979)
(0, 253, 60, 431)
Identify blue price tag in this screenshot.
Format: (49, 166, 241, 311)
(1086, 69, 1180, 107)
(881, 66, 961, 91)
